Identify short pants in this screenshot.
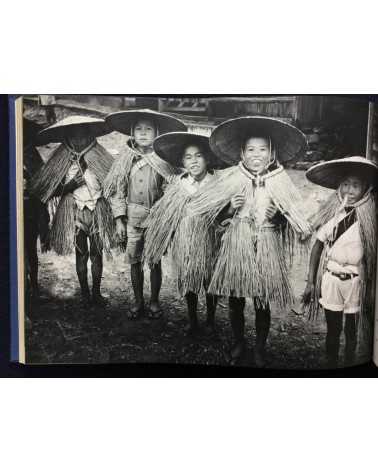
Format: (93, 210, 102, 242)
(75, 207, 98, 236)
(320, 270, 361, 314)
(126, 224, 145, 264)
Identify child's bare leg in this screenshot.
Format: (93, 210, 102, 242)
(229, 296, 246, 363)
(130, 262, 144, 318)
(75, 230, 91, 306)
(90, 235, 106, 306)
(149, 262, 162, 317)
(254, 298, 271, 368)
(344, 313, 358, 365)
(185, 291, 199, 335)
(325, 309, 343, 368)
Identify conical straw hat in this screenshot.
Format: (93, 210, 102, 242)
(306, 156, 378, 189)
(38, 115, 110, 145)
(106, 109, 187, 136)
(153, 132, 223, 168)
(210, 116, 307, 165)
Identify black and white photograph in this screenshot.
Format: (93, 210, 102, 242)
(20, 94, 378, 369)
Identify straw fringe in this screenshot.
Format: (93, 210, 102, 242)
(355, 194, 377, 342)
(84, 143, 114, 183)
(189, 164, 312, 239)
(310, 192, 341, 231)
(143, 175, 221, 295)
(208, 219, 295, 308)
(103, 139, 180, 200)
(93, 197, 116, 256)
(103, 143, 135, 199)
(31, 142, 114, 204)
(30, 144, 72, 203)
(172, 216, 218, 296)
(48, 194, 76, 255)
(49, 196, 115, 256)
(187, 164, 311, 303)
(188, 166, 248, 224)
(143, 179, 192, 266)
(146, 152, 181, 180)
(264, 169, 313, 236)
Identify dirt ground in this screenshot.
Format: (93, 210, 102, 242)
(24, 133, 371, 369)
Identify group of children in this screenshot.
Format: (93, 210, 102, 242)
(30, 110, 377, 368)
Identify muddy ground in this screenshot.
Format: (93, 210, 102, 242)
(24, 131, 371, 369)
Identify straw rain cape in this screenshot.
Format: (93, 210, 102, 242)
(31, 141, 115, 255)
(143, 173, 221, 296)
(103, 138, 181, 200)
(308, 189, 377, 339)
(188, 163, 312, 307)
(31, 141, 114, 203)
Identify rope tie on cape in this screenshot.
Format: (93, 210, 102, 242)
(64, 139, 101, 254)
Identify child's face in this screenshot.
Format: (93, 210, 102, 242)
(242, 137, 271, 174)
(133, 119, 157, 149)
(182, 145, 208, 179)
(68, 135, 94, 151)
(339, 175, 367, 205)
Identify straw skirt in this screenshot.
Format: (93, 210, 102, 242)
(208, 217, 295, 309)
(170, 214, 218, 296)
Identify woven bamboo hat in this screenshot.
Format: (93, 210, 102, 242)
(210, 116, 307, 165)
(38, 115, 109, 145)
(153, 132, 221, 168)
(306, 156, 378, 189)
(105, 109, 187, 136)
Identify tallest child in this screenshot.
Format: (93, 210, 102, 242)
(189, 116, 312, 366)
(104, 109, 187, 319)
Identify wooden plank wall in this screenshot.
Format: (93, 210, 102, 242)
(207, 96, 297, 122)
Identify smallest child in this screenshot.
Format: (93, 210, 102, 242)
(303, 156, 377, 368)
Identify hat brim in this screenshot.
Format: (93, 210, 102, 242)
(38, 118, 110, 145)
(210, 116, 307, 165)
(153, 132, 223, 169)
(106, 109, 187, 136)
(306, 157, 378, 189)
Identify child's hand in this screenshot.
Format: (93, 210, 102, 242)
(265, 203, 278, 221)
(230, 194, 245, 210)
(302, 281, 315, 305)
(72, 172, 86, 188)
(115, 218, 127, 242)
(63, 173, 85, 195)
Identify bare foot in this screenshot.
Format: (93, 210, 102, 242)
(128, 301, 145, 320)
(148, 301, 163, 319)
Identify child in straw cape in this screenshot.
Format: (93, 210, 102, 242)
(188, 116, 312, 366)
(103, 110, 187, 320)
(303, 156, 377, 368)
(31, 116, 115, 308)
(143, 132, 222, 336)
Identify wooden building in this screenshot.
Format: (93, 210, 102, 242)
(24, 94, 376, 159)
